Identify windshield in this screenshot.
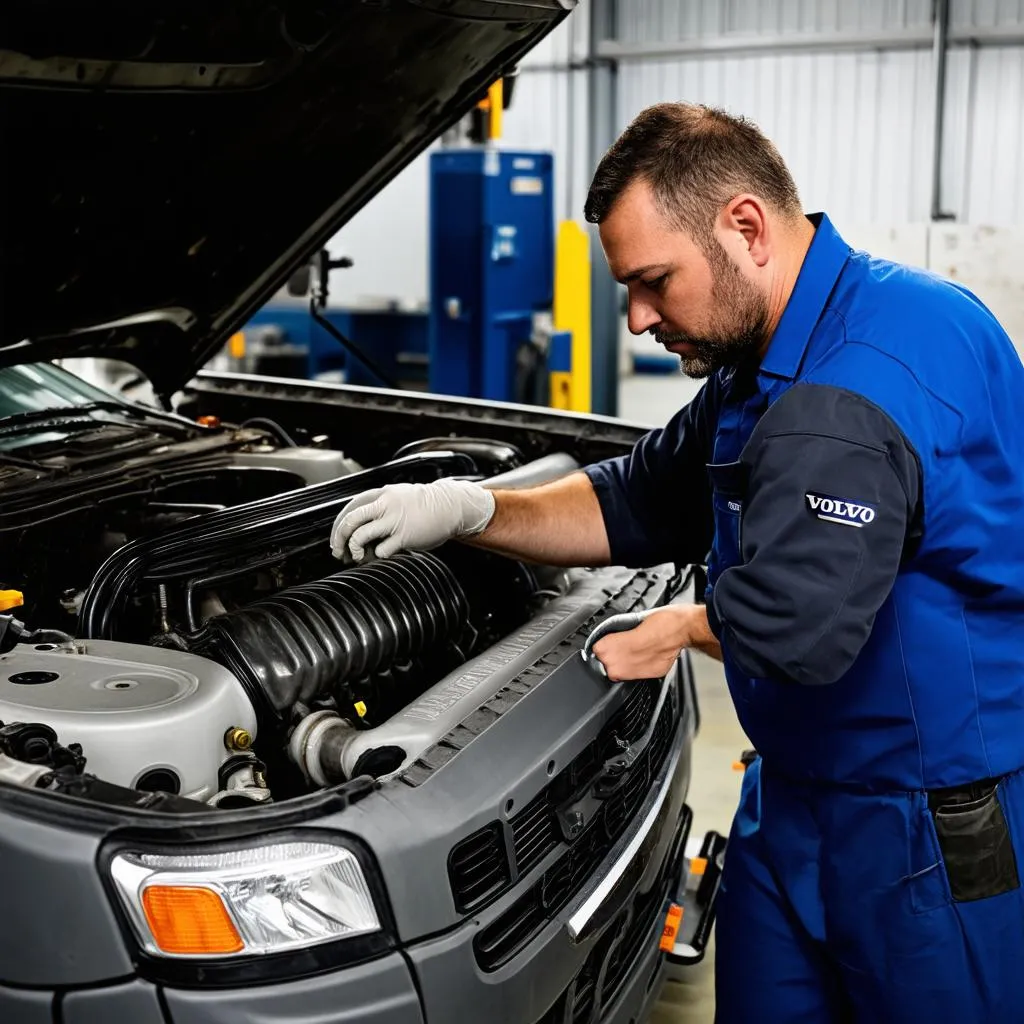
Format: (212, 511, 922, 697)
(0, 362, 149, 454)
(0, 362, 122, 419)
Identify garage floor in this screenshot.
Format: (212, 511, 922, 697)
(617, 373, 751, 1023)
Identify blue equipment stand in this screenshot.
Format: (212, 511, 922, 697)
(428, 148, 555, 403)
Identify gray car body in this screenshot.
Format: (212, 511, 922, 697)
(0, 569, 697, 1024)
(0, 373, 703, 1024)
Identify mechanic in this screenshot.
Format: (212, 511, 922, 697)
(329, 102, 1024, 1022)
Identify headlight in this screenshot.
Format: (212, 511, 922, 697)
(109, 841, 381, 959)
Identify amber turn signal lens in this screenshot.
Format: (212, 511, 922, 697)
(141, 886, 243, 956)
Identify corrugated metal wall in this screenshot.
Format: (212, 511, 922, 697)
(325, 0, 1023, 312)
(945, 44, 1024, 222)
(615, 0, 1024, 39)
(616, 0, 935, 41)
(501, 9, 592, 223)
(618, 49, 936, 225)
(613, 0, 1024, 226)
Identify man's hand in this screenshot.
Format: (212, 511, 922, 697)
(591, 604, 721, 682)
(330, 479, 495, 563)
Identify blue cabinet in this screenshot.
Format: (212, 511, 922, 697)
(428, 149, 554, 402)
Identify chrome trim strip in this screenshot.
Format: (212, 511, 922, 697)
(564, 711, 684, 941)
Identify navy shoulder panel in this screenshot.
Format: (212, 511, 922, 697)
(708, 383, 922, 686)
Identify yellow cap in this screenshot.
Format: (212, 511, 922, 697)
(354, 701, 367, 719)
(0, 590, 24, 612)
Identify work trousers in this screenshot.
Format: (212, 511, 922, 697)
(714, 758, 1024, 1022)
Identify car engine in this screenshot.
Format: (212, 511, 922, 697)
(0, 430, 648, 815)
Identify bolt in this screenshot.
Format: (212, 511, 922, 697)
(224, 727, 253, 752)
(157, 584, 170, 633)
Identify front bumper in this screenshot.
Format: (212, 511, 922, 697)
(0, 577, 716, 1024)
(0, 733, 703, 1024)
(0, 820, 692, 1024)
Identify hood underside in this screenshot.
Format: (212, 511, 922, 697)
(0, 0, 572, 397)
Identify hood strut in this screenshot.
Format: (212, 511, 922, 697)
(308, 250, 396, 390)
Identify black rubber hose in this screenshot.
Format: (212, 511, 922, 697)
(241, 417, 299, 447)
(392, 438, 524, 473)
(180, 552, 469, 723)
(77, 451, 477, 640)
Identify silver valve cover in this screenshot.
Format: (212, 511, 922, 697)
(0, 639, 256, 801)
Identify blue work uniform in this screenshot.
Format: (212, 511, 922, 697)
(585, 213, 1024, 1022)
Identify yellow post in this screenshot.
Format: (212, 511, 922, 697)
(549, 370, 573, 410)
(553, 221, 592, 413)
(487, 79, 503, 141)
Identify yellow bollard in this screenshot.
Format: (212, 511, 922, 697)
(553, 221, 592, 412)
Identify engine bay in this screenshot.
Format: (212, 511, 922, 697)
(0, 391, 660, 816)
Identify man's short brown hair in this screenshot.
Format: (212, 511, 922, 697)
(584, 103, 803, 244)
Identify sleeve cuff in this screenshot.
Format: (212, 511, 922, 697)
(583, 461, 639, 567)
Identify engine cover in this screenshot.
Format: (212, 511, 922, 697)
(0, 640, 256, 801)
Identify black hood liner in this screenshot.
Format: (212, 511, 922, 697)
(0, 0, 571, 397)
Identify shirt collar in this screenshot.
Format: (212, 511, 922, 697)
(757, 212, 851, 388)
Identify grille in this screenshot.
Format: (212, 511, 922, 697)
(599, 884, 662, 1003)
(448, 822, 510, 913)
(446, 680, 657, 917)
(512, 795, 561, 876)
(533, 808, 690, 1024)
(531, 882, 667, 1024)
(569, 975, 597, 1023)
(509, 683, 657, 876)
(474, 694, 675, 972)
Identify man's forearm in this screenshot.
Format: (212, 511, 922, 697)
(466, 471, 612, 567)
(688, 603, 723, 662)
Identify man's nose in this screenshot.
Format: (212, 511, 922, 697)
(627, 298, 660, 336)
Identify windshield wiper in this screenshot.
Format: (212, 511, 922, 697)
(0, 400, 150, 433)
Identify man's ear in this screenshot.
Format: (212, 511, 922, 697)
(717, 194, 771, 268)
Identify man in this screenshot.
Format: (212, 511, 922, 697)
(330, 103, 1024, 1022)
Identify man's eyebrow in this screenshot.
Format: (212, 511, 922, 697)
(615, 264, 668, 284)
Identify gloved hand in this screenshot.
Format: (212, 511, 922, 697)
(329, 479, 496, 563)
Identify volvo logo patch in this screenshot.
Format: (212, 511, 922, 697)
(805, 492, 876, 527)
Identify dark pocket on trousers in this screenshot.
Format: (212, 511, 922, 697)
(930, 782, 1021, 902)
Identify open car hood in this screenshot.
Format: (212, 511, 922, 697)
(0, 0, 573, 398)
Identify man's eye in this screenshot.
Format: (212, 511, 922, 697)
(643, 275, 667, 291)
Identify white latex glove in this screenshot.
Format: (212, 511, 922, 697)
(329, 479, 496, 563)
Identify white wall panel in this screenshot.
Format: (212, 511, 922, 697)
(616, 0, 935, 42)
(501, 68, 591, 222)
(952, 0, 1024, 27)
(614, 1, 1024, 229)
(618, 47, 935, 224)
(930, 224, 1024, 355)
(958, 46, 1024, 222)
(321, 151, 434, 308)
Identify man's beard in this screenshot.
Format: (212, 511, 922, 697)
(655, 241, 770, 379)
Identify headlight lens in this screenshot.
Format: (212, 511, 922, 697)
(110, 841, 381, 959)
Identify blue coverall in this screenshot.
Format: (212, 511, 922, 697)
(585, 213, 1024, 1022)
